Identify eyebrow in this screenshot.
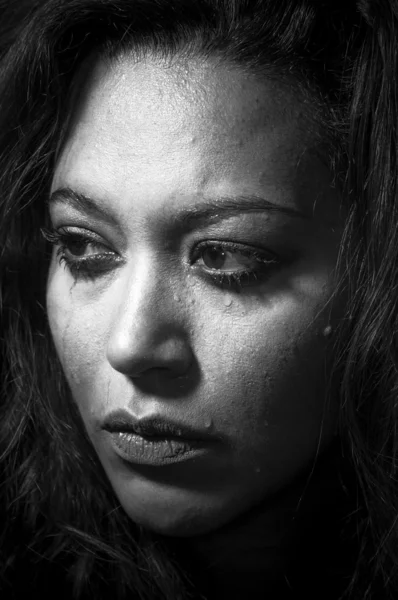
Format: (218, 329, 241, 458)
(47, 187, 309, 230)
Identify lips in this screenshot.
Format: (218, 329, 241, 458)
(102, 408, 213, 441)
(102, 409, 217, 466)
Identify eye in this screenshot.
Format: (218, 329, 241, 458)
(61, 236, 103, 258)
(192, 241, 279, 290)
(200, 245, 262, 271)
(41, 226, 122, 281)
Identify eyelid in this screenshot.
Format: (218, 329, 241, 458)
(46, 215, 128, 251)
(45, 227, 280, 264)
(58, 226, 108, 242)
(189, 239, 278, 263)
(49, 226, 117, 254)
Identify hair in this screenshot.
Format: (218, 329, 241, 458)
(0, 0, 397, 598)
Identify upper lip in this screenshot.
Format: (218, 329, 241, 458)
(102, 409, 214, 441)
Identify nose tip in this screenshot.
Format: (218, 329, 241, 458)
(107, 330, 193, 379)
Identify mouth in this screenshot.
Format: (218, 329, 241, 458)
(102, 409, 216, 467)
(102, 408, 212, 440)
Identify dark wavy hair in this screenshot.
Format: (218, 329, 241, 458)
(1, 0, 398, 598)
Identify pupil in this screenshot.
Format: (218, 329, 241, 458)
(69, 240, 87, 257)
(203, 246, 225, 269)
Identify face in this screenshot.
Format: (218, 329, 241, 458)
(46, 53, 343, 537)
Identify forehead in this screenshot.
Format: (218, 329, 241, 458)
(52, 53, 333, 224)
(65, 53, 303, 141)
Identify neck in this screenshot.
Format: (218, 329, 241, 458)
(168, 470, 311, 600)
(183, 482, 301, 600)
(168, 439, 356, 600)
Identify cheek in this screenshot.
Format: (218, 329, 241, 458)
(196, 294, 336, 460)
(46, 268, 104, 390)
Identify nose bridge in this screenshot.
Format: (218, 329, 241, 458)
(106, 252, 192, 377)
(122, 250, 172, 321)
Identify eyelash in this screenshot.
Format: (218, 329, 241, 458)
(40, 227, 279, 291)
(191, 241, 277, 291)
(41, 227, 119, 281)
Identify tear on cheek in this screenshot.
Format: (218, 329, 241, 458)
(67, 364, 83, 386)
(56, 345, 83, 387)
(62, 341, 95, 388)
(322, 325, 333, 337)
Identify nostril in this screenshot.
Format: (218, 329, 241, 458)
(126, 362, 198, 399)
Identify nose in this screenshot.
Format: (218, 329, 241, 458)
(106, 258, 193, 379)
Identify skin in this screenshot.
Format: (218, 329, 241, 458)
(46, 52, 344, 594)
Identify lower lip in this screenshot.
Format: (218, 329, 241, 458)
(108, 431, 208, 466)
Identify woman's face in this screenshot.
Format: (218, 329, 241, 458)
(46, 53, 343, 537)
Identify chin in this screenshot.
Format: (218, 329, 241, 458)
(104, 457, 249, 538)
(117, 486, 238, 538)
(123, 504, 222, 538)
